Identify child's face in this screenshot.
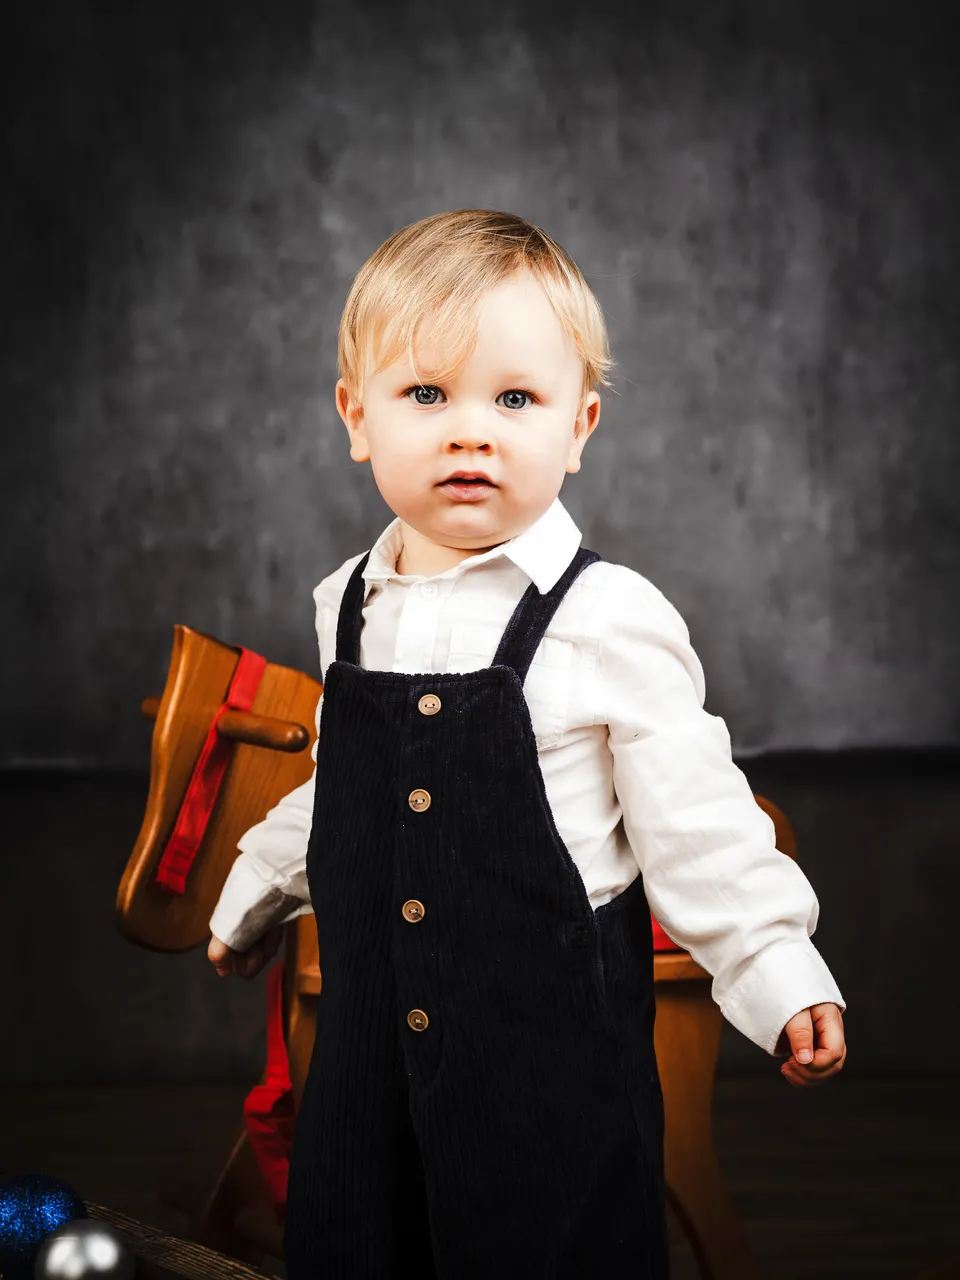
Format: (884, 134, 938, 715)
(336, 270, 600, 563)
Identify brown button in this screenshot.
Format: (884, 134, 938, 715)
(407, 1009, 429, 1032)
(408, 788, 431, 812)
(402, 899, 425, 923)
(418, 693, 442, 716)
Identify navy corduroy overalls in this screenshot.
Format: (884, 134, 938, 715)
(283, 542, 669, 1278)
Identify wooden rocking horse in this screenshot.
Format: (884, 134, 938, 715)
(116, 623, 799, 1279)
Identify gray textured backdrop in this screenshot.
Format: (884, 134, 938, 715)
(4, 0, 959, 770)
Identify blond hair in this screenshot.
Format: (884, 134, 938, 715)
(337, 210, 615, 428)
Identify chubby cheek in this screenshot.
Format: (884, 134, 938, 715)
(369, 443, 421, 500)
(514, 445, 570, 503)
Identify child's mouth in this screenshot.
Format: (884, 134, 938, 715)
(439, 478, 496, 501)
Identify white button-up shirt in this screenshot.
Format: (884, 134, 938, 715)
(209, 496, 846, 1056)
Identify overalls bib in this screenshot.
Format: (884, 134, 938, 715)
(283, 543, 669, 1279)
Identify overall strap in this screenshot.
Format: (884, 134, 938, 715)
(336, 551, 372, 664)
(334, 544, 602, 678)
(492, 545, 601, 683)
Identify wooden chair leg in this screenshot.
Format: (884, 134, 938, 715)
(656, 980, 761, 1280)
(156, 940, 311, 1267)
(159, 1119, 276, 1265)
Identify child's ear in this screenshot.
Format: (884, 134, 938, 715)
(336, 379, 371, 463)
(566, 392, 601, 473)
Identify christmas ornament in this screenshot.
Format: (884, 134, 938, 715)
(0, 1174, 87, 1280)
(34, 1219, 135, 1280)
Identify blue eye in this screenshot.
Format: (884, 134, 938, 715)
(402, 386, 537, 409)
(404, 385, 442, 406)
(501, 389, 533, 410)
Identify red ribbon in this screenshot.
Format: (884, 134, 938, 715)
(155, 646, 267, 895)
(243, 960, 296, 1214)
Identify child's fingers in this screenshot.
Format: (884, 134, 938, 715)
(780, 1005, 847, 1086)
(208, 934, 238, 977)
(236, 947, 260, 979)
(781, 1040, 846, 1086)
(806, 1003, 846, 1070)
(208, 935, 229, 963)
(212, 929, 282, 980)
(783, 1008, 815, 1064)
(781, 1002, 844, 1068)
(812, 1002, 844, 1048)
(238, 942, 274, 979)
(240, 928, 282, 978)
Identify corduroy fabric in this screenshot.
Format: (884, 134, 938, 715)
(283, 544, 669, 1279)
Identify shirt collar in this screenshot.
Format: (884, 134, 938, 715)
(362, 496, 583, 596)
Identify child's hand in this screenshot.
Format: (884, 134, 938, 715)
(207, 925, 283, 980)
(775, 1002, 846, 1086)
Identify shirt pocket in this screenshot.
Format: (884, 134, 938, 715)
(448, 622, 573, 750)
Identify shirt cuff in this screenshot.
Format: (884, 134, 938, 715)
(208, 855, 314, 953)
(717, 939, 847, 1057)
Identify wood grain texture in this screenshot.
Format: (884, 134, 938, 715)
(115, 625, 321, 953)
(142, 699, 311, 754)
(85, 1202, 276, 1280)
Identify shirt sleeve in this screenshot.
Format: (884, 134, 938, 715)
(207, 584, 331, 953)
(207, 757, 318, 952)
(207, 700, 321, 952)
(598, 565, 846, 1057)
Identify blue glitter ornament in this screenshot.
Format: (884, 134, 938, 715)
(0, 1174, 87, 1280)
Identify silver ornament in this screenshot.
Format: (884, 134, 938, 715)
(34, 1219, 135, 1280)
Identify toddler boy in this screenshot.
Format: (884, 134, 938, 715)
(208, 209, 846, 1278)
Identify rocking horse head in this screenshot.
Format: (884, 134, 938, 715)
(115, 624, 321, 953)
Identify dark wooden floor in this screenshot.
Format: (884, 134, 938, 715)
(1, 1074, 957, 1278)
